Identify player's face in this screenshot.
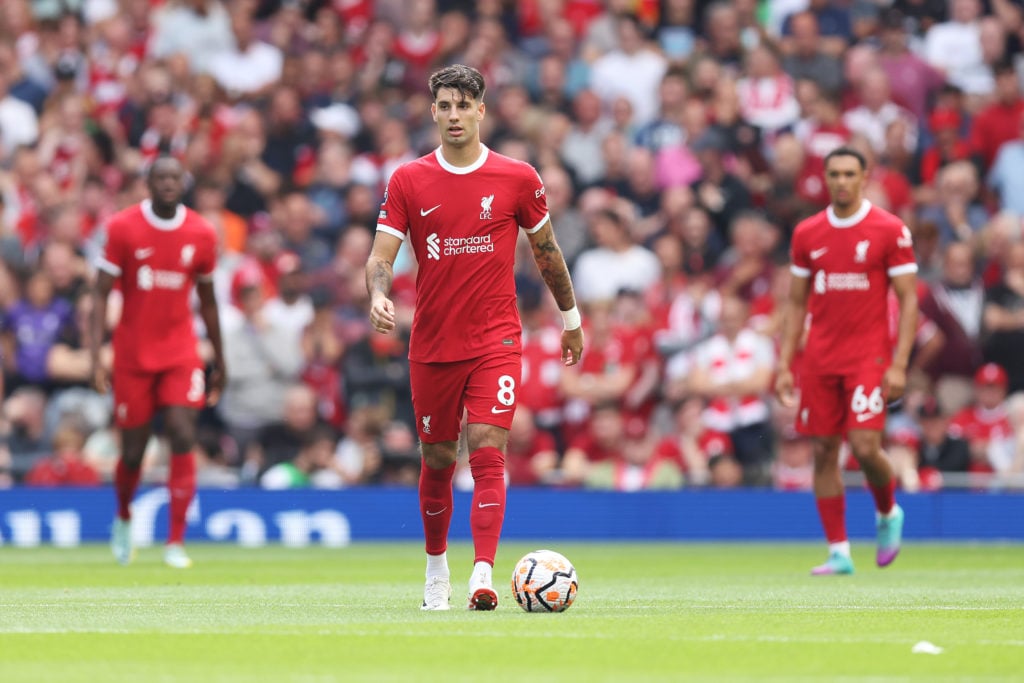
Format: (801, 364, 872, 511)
(431, 87, 484, 148)
(824, 155, 865, 209)
(147, 160, 185, 206)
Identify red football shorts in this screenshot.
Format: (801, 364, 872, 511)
(796, 367, 888, 436)
(410, 352, 522, 443)
(112, 364, 206, 428)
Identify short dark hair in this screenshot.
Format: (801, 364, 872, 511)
(428, 64, 486, 102)
(824, 146, 867, 171)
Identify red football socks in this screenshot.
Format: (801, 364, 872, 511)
(815, 495, 848, 544)
(114, 459, 142, 521)
(167, 453, 196, 545)
(469, 446, 506, 566)
(868, 478, 896, 516)
(420, 461, 456, 556)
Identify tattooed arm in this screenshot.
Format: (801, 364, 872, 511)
(526, 219, 584, 365)
(365, 232, 403, 334)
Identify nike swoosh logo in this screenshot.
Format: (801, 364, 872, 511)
(491, 407, 512, 414)
(425, 507, 448, 516)
(856, 412, 877, 422)
(478, 502, 500, 508)
(810, 248, 828, 260)
(135, 248, 154, 259)
(420, 205, 441, 216)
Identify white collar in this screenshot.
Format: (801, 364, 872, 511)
(827, 199, 871, 228)
(434, 145, 489, 175)
(141, 199, 186, 231)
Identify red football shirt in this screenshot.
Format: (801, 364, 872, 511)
(376, 146, 550, 362)
(98, 200, 217, 372)
(790, 200, 917, 375)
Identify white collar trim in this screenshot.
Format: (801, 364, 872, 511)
(827, 199, 871, 228)
(141, 199, 186, 231)
(434, 145, 489, 175)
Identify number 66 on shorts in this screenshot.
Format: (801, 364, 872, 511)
(796, 369, 889, 435)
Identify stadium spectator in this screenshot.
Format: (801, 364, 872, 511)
(149, 0, 235, 76)
(983, 242, 1024, 393)
(572, 208, 660, 304)
(690, 128, 753, 243)
(970, 62, 1024, 171)
(688, 295, 776, 483)
(259, 423, 338, 489)
(0, 70, 39, 160)
(986, 110, 1024, 219)
(951, 363, 1015, 474)
(781, 12, 844, 95)
(3, 269, 72, 392)
(923, 0, 991, 97)
(219, 260, 304, 453)
(584, 419, 683, 491)
(915, 396, 971, 490)
(502, 406, 560, 487)
(589, 14, 667, 127)
(919, 241, 986, 408)
(920, 108, 971, 187)
(877, 9, 946, 122)
(24, 415, 99, 486)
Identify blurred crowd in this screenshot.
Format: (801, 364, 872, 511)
(2, 0, 1024, 492)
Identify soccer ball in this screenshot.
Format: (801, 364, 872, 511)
(511, 549, 578, 612)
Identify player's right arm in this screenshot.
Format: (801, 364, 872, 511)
(365, 232, 402, 334)
(90, 270, 116, 394)
(775, 226, 812, 408)
(775, 275, 809, 408)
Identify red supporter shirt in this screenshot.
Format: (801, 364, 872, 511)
(97, 200, 217, 372)
(376, 146, 550, 363)
(520, 324, 566, 422)
(790, 201, 917, 375)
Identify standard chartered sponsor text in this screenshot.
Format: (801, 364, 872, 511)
(444, 234, 495, 256)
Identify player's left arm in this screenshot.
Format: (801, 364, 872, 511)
(886, 272, 918, 402)
(196, 279, 226, 406)
(526, 219, 584, 366)
(193, 230, 225, 405)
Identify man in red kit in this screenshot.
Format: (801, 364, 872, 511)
(90, 156, 225, 569)
(775, 147, 918, 575)
(366, 64, 583, 611)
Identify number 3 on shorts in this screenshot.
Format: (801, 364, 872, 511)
(187, 368, 206, 403)
(496, 374, 516, 407)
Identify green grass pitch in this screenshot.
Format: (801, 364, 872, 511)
(1, 542, 1022, 682)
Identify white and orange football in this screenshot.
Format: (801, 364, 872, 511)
(511, 549, 578, 613)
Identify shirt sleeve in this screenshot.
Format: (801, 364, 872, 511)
(886, 224, 918, 278)
(516, 165, 550, 234)
(96, 217, 124, 277)
(789, 225, 811, 279)
(376, 168, 409, 241)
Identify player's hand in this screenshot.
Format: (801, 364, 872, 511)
(562, 327, 584, 366)
(207, 361, 226, 407)
(882, 364, 907, 402)
(369, 295, 396, 334)
(774, 367, 796, 408)
(91, 362, 110, 395)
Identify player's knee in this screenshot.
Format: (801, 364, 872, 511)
(166, 425, 197, 455)
(421, 441, 457, 469)
(847, 432, 881, 463)
(469, 446, 505, 481)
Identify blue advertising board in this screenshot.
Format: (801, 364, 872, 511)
(0, 487, 1021, 547)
